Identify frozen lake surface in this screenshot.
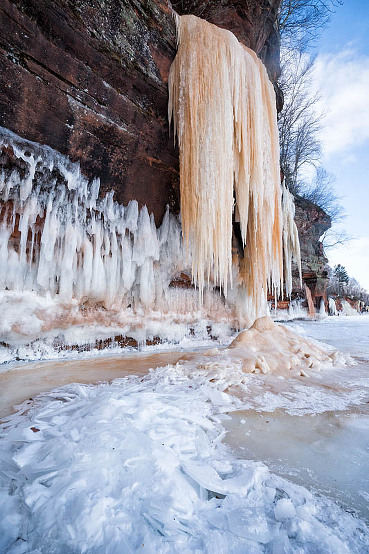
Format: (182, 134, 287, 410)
(0, 316, 368, 552)
(225, 316, 369, 521)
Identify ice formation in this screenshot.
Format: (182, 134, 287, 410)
(0, 129, 183, 308)
(341, 299, 359, 316)
(319, 297, 327, 318)
(227, 316, 344, 375)
(305, 284, 316, 317)
(0, 351, 368, 553)
(0, 17, 302, 358)
(180, 316, 347, 380)
(328, 297, 338, 315)
(168, 15, 301, 309)
(270, 298, 308, 321)
(0, 129, 241, 351)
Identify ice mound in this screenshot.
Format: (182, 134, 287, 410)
(228, 316, 346, 376)
(180, 317, 350, 383)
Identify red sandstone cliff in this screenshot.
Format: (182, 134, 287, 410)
(293, 195, 331, 303)
(0, 0, 280, 223)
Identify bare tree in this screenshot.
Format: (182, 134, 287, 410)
(278, 0, 343, 51)
(302, 167, 344, 222)
(278, 49, 322, 194)
(278, 0, 343, 194)
(277, 0, 352, 253)
(321, 228, 352, 250)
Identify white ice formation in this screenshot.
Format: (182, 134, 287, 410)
(341, 299, 359, 316)
(0, 129, 181, 308)
(328, 297, 338, 316)
(179, 316, 349, 380)
(0, 128, 240, 359)
(0, 355, 367, 552)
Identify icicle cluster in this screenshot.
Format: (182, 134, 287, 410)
(0, 129, 183, 309)
(281, 184, 302, 296)
(168, 15, 300, 308)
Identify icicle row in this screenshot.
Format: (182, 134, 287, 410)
(0, 130, 183, 309)
(281, 184, 302, 296)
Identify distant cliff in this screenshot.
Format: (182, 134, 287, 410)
(293, 195, 331, 304)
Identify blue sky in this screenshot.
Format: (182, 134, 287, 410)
(311, 0, 369, 290)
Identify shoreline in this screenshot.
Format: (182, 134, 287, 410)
(0, 350, 198, 419)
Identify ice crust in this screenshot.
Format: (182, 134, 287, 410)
(0, 288, 238, 367)
(1, 360, 368, 553)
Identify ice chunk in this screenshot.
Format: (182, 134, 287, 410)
(274, 498, 296, 521)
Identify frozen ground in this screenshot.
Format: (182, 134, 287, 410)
(224, 317, 369, 520)
(0, 316, 368, 552)
(287, 315, 369, 361)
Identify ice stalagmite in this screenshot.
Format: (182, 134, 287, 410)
(168, 15, 300, 312)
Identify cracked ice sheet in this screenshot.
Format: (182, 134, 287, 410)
(1, 362, 368, 553)
(231, 363, 369, 416)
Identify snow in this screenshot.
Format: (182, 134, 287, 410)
(1, 318, 369, 552)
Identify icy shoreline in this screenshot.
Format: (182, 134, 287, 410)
(1, 360, 369, 553)
(1, 316, 368, 552)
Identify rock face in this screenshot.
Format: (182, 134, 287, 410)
(293, 195, 331, 304)
(0, 0, 281, 224)
(0, 0, 179, 222)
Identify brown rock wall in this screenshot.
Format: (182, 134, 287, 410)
(1, 0, 281, 223)
(294, 195, 331, 303)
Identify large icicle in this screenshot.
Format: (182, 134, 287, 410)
(168, 15, 300, 311)
(281, 184, 302, 296)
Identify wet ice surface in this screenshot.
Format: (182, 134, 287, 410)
(226, 406, 369, 523)
(226, 316, 369, 521)
(0, 350, 196, 419)
(286, 315, 369, 361)
(1, 317, 369, 552)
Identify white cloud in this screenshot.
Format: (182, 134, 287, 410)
(328, 236, 369, 291)
(313, 47, 369, 156)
